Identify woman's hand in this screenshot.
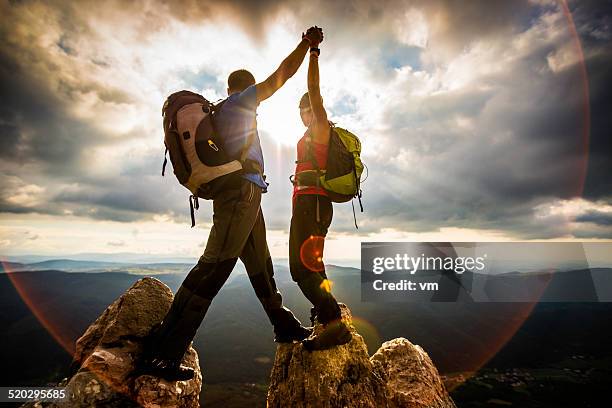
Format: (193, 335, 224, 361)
(303, 26, 324, 47)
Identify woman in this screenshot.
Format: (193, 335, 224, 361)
(289, 28, 352, 350)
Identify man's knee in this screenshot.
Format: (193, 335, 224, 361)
(183, 257, 237, 299)
(250, 257, 279, 299)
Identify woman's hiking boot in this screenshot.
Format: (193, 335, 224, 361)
(302, 320, 352, 351)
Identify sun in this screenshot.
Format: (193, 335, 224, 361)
(257, 88, 306, 146)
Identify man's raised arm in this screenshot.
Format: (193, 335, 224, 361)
(255, 27, 323, 104)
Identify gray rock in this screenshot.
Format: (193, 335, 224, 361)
(23, 277, 202, 408)
(267, 304, 456, 408)
(372, 338, 457, 408)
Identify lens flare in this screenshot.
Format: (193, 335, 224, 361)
(320, 279, 333, 293)
(560, 0, 591, 198)
(350, 315, 382, 354)
(300, 235, 326, 272)
(2, 260, 134, 398)
(2, 261, 74, 356)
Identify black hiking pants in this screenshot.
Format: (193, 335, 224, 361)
(151, 179, 303, 362)
(289, 194, 342, 325)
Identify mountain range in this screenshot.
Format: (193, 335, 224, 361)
(1, 260, 610, 407)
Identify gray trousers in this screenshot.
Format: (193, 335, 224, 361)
(152, 179, 302, 361)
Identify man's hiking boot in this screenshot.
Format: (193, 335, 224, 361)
(274, 324, 313, 343)
(136, 329, 194, 382)
(269, 306, 312, 343)
(136, 356, 195, 381)
(302, 320, 352, 351)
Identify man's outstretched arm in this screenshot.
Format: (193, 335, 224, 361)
(255, 28, 322, 104)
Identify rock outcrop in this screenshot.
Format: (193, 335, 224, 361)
(371, 338, 456, 408)
(24, 277, 202, 408)
(267, 304, 456, 408)
(23, 278, 454, 408)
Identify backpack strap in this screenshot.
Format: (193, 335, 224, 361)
(208, 98, 226, 136)
(351, 200, 358, 229)
(161, 146, 168, 176)
(354, 166, 364, 212)
(189, 195, 199, 228)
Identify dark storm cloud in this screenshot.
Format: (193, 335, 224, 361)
(0, 112, 20, 158)
(0, 149, 207, 224)
(0, 46, 155, 220)
(583, 51, 612, 199)
(576, 210, 612, 226)
(159, 0, 289, 37)
(557, 0, 612, 201)
(0, 52, 104, 169)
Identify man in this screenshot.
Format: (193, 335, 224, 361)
(141, 27, 324, 381)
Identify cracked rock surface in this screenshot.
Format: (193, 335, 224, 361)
(267, 304, 456, 408)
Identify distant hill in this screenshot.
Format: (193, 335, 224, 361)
(19, 259, 128, 271)
(0, 259, 192, 274)
(1, 253, 202, 264)
(0, 261, 25, 272)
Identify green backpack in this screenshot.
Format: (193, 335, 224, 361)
(297, 124, 365, 227)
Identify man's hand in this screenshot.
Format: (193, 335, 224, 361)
(255, 27, 320, 104)
(302, 26, 324, 47)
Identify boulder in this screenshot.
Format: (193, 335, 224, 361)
(23, 277, 202, 408)
(371, 338, 457, 408)
(267, 304, 456, 408)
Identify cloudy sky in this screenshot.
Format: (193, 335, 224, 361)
(0, 0, 610, 262)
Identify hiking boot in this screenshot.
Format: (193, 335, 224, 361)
(302, 320, 352, 351)
(137, 357, 195, 381)
(268, 306, 312, 343)
(274, 324, 313, 343)
(310, 307, 318, 326)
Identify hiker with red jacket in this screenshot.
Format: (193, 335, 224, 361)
(290, 27, 352, 350)
(140, 27, 324, 381)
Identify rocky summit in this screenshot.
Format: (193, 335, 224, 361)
(267, 304, 456, 408)
(23, 277, 202, 408)
(23, 278, 454, 407)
